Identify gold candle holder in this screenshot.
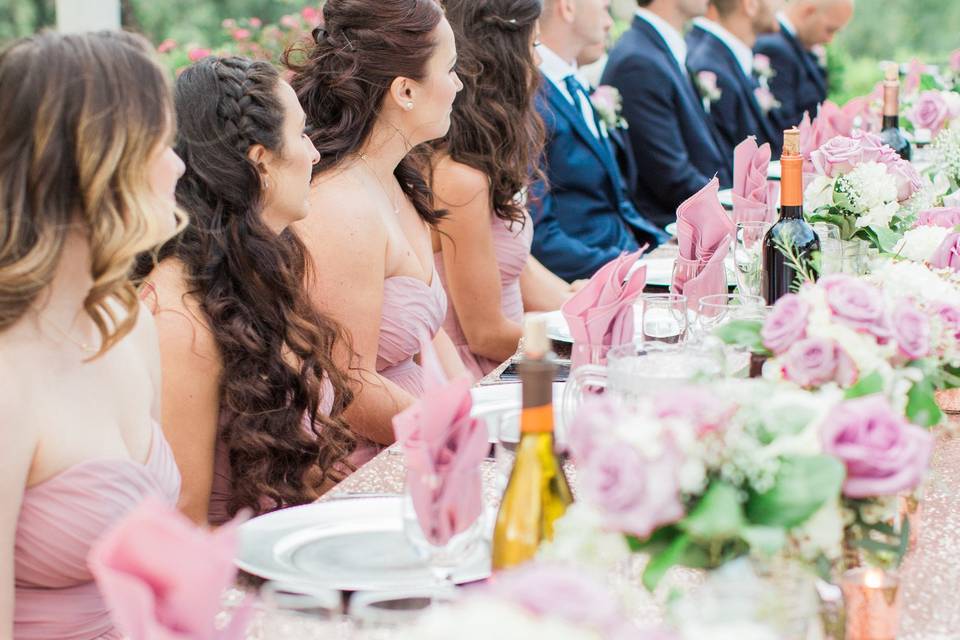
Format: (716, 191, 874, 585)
(841, 568, 901, 640)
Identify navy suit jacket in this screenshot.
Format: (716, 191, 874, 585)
(754, 22, 828, 130)
(529, 76, 667, 281)
(602, 16, 733, 229)
(687, 25, 782, 157)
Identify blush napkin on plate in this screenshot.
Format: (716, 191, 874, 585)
(731, 136, 779, 225)
(87, 498, 252, 640)
(560, 249, 648, 368)
(672, 177, 735, 309)
(392, 335, 488, 547)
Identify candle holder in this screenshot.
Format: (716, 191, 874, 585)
(841, 568, 900, 640)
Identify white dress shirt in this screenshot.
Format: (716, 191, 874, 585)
(692, 17, 754, 77)
(537, 43, 603, 139)
(635, 7, 688, 70)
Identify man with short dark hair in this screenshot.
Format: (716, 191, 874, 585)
(754, 0, 854, 128)
(687, 0, 784, 155)
(602, 0, 733, 229)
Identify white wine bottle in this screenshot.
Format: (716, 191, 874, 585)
(491, 315, 573, 571)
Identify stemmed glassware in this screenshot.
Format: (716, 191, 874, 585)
(733, 221, 772, 297)
(636, 293, 689, 344)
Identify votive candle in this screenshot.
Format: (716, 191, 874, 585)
(841, 567, 900, 640)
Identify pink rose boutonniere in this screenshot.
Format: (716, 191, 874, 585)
(753, 53, 775, 84)
(754, 86, 781, 114)
(590, 85, 628, 130)
(694, 70, 722, 114)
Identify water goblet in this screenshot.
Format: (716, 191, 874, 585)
(812, 222, 843, 276)
(695, 293, 765, 341)
(733, 221, 772, 297)
(636, 293, 689, 344)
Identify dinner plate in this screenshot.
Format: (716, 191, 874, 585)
(471, 381, 567, 443)
(768, 160, 781, 181)
(236, 496, 491, 590)
(665, 222, 677, 237)
(642, 256, 737, 288)
(718, 188, 734, 211)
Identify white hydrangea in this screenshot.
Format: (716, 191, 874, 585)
(787, 500, 845, 562)
(538, 503, 631, 571)
(804, 174, 836, 210)
(893, 225, 951, 262)
(868, 258, 960, 308)
(845, 162, 900, 228)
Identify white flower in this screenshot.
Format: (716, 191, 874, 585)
(399, 599, 599, 640)
(539, 503, 631, 571)
(868, 259, 960, 308)
(788, 500, 845, 561)
(804, 174, 836, 210)
(845, 162, 899, 219)
(894, 225, 951, 262)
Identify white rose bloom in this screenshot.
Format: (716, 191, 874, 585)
(868, 259, 960, 308)
(894, 225, 951, 262)
(856, 201, 899, 229)
(789, 500, 845, 561)
(538, 503, 631, 571)
(804, 174, 836, 210)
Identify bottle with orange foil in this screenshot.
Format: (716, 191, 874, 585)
(761, 128, 820, 304)
(879, 63, 911, 160)
(491, 315, 573, 571)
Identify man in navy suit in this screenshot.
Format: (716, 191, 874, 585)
(602, 0, 733, 229)
(530, 0, 667, 281)
(687, 0, 785, 156)
(754, 0, 854, 129)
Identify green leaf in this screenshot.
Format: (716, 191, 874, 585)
(906, 378, 943, 428)
(746, 455, 845, 528)
(680, 482, 745, 541)
(642, 533, 691, 591)
(867, 224, 902, 254)
(897, 517, 911, 567)
(627, 525, 678, 554)
(844, 371, 885, 399)
(714, 320, 769, 354)
(741, 525, 787, 556)
(853, 538, 901, 554)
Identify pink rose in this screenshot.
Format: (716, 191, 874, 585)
(820, 396, 933, 498)
(187, 47, 212, 62)
(887, 159, 923, 202)
(653, 386, 735, 436)
(566, 396, 625, 463)
(929, 232, 960, 271)
(762, 294, 809, 354)
(937, 303, 960, 340)
(753, 53, 772, 76)
(810, 135, 864, 177)
(580, 438, 684, 538)
(820, 275, 889, 338)
(915, 207, 960, 228)
(782, 338, 858, 388)
(908, 91, 952, 137)
(890, 305, 931, 359)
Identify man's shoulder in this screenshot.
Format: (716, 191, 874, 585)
(754, 32, 794, 58)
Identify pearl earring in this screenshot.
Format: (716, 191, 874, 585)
(405, 102, 414, 111)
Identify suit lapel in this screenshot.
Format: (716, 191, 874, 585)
(779, 23, 827, 95)
(707, 32, 779, 143)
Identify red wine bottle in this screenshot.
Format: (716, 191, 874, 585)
(879, 63, 911, 161)
(761, 128, 820, 304)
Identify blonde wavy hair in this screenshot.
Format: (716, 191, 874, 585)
(0, 31, 184, 357)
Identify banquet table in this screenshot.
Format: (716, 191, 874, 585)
(239, 243, 960, 639)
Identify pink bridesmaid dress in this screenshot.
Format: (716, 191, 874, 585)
(435, 213, 533, 379)
(14, 420, 181, 639)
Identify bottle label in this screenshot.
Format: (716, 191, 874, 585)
(780, 155, 803, 208)
(520, 404, 554, 433)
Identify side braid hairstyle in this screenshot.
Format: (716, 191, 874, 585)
(285, 0, 446, 226)
(135, 56, 356, 518)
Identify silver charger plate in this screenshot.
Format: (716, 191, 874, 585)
(236, 496, 491, 590)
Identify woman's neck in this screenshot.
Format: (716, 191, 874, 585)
(355, 116, 416, 181)
(33, 227, 96, 339)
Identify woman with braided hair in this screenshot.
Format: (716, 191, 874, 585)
(428, 0, 584, 379)
(136, 56, 356, 525)
(287, 0, 467, 453)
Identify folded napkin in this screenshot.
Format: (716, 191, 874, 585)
(731, 137, 778, 225)
(87, 499, 252, 640)
(392, 336, 488, 547)
(800, 101, 854, 158)
(561, 249, 648, 366)
(672, 178, 734, 308)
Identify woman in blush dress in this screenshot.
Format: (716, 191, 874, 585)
(135, 57, 357, 525)
(429, 0, 583, 379)
(0, 32, 183, 639)
(287, 0, 467, 455)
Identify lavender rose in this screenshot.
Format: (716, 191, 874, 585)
(809, 135, 864, 177)
(890, 305, 931, 359)
(566, 396, 625, 463)
(915, 207, 960, 229)
(761, 294, 809, 354)
(908, 91, 952, 137)
(580, 438, 684, 538)
(929, 232, 960, 272)
(820, 395, 933, 498)
(937, 303, 960, 340)
(782, 338, 858, 388)
(820, 275, 889, 337)
(887, 159, 924, 202)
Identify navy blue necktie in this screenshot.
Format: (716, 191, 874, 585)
(563, 74, 605, 140)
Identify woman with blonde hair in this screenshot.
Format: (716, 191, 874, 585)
(0, 31, 183, 638)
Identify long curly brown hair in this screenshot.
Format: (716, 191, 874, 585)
(135, 56, 355, 518)
(434, 0, 546, 227)
(284, 0, 446, 226)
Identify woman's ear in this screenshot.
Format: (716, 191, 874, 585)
(389, 76, 416, 112)
(247, 143, 271, 189)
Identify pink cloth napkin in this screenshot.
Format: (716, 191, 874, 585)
(672, 177, 734, 308)
(87, 499, 252, 640)
(392, 336, 488, 546)
(561, 249, 648, 364)
(731, 137, 778, 225)
(799, 101, 854, 158)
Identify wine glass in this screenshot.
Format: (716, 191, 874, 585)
(258, 581, 349, 639)
(812, 222, 843, 275)
(635, 293, 689, 344)
(733, 221, 772, 297)
(695, 293, 765, 340)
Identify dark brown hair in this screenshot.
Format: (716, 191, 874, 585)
(285, 0, 446, 225)
(135, 56, 355, 518)
(0, 31, 179, 355)
(437, 0, 545, 227)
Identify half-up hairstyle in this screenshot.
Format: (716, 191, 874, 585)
(285, 0, 446, 226)
(0, 31, 181, 356)
(437, 0, 545, 227)
(135, 56, 355, 518)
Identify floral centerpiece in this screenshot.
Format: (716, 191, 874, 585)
(804, 131, 924, 250)
(928, 126, 960, 206)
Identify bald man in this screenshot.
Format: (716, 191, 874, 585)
(687, 0, 784, 155)
(754, 0, 855, 129)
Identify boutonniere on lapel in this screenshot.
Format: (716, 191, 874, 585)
(590, 84, 629, 130)
(753, 85, 782, 114)
(811, 44, 828, 70)
(752, 53, 776, 87)
(694, 70, 722, 113)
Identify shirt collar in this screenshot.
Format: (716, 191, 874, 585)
(537, 43, 579, 89)
(692, 17, 754, 77)
(635, 7, 688, 69)
(777, 11, 797, 37)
